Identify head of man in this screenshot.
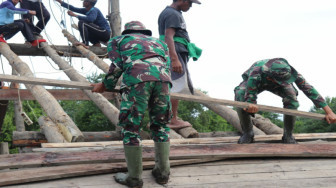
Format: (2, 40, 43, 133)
(122, 21, 152, 36)
(172, 0, 201, 12)
(82, 0, 97, 8)
(265, 60, 297, 86)
(11, 0, 21, 6)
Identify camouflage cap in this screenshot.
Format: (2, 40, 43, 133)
(121, 21, 152, 36)
(266, 59, 297, 86)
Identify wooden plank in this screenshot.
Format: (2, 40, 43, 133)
(3, 143, 336, 170)
(0, 158, 225, 186)
(0, 74, 325, 120)
(0, 89, 116, 100)
(41, 133, 336, 148)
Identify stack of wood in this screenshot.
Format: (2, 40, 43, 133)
(1, 133, 336, 186)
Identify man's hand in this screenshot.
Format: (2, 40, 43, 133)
(67, 11, 77, 17)
(244, 104, 259, 114)
(171, 59, 183, 73)
(29, 10, 36, 15)
(91, 83, 106, 93)
(325, 112, 336, 124)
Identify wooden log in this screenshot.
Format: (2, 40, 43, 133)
(0, 158, 224, 186)
(8, 43, 107, 57)
(198, 131, 241, 138)
(11, 69, 25, 132)
(193, 90, 265, 135)
(0, 89, 116, 101)
(177, 127, 199, 138)
(0, 43, 84, 142)
(0, 142, 9, 154)
(62, 30, 110, 73)
(170, 129, 184, 139)
(38, 117, 68, 143)
(3, 143, 336, 170)
(108, 0, 122, 37)
(252, 114, 283, 134)
(40, 42, 120, 130)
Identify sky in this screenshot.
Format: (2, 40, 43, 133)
(2, 0, 336, 112)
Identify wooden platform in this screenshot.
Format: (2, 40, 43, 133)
(4, 157, 336, 188)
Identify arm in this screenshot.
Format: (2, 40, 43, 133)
(55, 0, 87, 15)
(77, 8, 98, 22)
(323, 106, 336, 124)
(5, 1, 29, 14)
(165, 28, 183, 73)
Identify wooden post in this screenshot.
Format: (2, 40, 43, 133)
(38, 117, 68, 143)
(62, 30, 110, 73)
(0, 43, 84, 142)
(40, 42, 120, 130)
(0, 142, 9, 154)
(11, 69, 25, 132)
(108, 0, 121, 37)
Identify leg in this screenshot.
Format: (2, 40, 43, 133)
(78, 20, 89, 46)
(114, 83, 150, 187)
(234, 82, 254, 144)
(271, 84, 299, 144)
(148, 82, 171, 185)
(33, 2, 50, 34)
(84, 22, 110, 46)
(0, 21, 24, 40)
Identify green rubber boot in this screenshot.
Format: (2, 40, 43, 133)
(282, 115, 297, 144)
(152, 142, 170, 184)
(114, 145, 143, 188)
(237, 108, 254, 144)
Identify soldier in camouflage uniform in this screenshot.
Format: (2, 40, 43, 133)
(91, 21, 172, 188)
(234, 58, 336, 144)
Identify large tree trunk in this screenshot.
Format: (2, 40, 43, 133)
(193, 90, 266, 135)
(38, 117, 68, 143)
(11, 69, 25, 132)
(40, 42, 120, 131)
(108, 0, 122, 37)
(252, 114, 283, 134)
(0, 43, 84, 142)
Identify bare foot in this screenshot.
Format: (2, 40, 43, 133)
(167, 117, 192, 130)
(74, 42, 89, 49)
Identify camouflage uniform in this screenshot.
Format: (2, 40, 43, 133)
(234, 58, 327, 109)
(103, 31, 172, 146)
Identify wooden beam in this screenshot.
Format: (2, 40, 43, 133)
(0, 89, 116, 100)
(8, 43, 107, 57)
(2, 143, 336, 170)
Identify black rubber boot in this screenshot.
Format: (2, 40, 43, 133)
(152, 142, 170, 185)
(114, 145, 143, 188)
(282, 115, 297, 144)
(237, 108, 254, 144)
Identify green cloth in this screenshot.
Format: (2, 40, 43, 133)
(160, 35, 202, 61)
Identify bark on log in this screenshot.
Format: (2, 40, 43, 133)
(8, 43, 107, 57)
(62, 30, 110, 73)
(177, 127, 199, 138)
(198, 131, 241, 138)
(193, 89, 265, 135)
(38, 117, 68, 143)
(11, 69, 25, 132)
(0, 142, 9, 154)
(252, 114, 283, 135)
(108, 0, 122, 37)
(40, 42, 120, 131)
(170, 129, 184, 139)
(0, 43, 84, 142)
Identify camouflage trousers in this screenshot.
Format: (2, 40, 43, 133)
(234, 80, 299, 109)
(119, 81, 172, 146)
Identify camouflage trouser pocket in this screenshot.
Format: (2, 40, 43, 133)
(118, 100, 134, 127)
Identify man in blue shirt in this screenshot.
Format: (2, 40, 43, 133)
(55, 0, 111, 48)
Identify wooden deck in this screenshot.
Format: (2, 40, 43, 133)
(4, 157, 336, 188)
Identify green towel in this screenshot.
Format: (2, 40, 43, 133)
(160, 35, 202, 61)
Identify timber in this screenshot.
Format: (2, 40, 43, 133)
(0, 75, 326, 120)
(7, 43, 107, 57)
(3, 143, 336, 170)
(62, 30, 110, 73)
(40, 42, 120, 130)
(177, 127, 199, 138)
(0, 43, 84, 142)
(0, 142, 9, 154)
(108, 0, 121, 37)
(38, 117, 68, 143)
(0, 89, 116, 100)
(11, 69, 25, 132)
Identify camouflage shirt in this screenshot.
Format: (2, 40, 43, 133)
(242, 58, 327, 108)
(103, 33, 172, 90)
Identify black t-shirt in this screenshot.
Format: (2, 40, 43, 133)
(158, 6, 190, 53)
